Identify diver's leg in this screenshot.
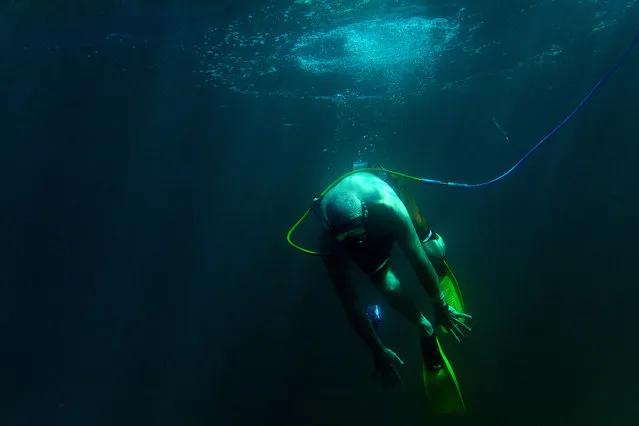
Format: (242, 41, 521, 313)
(372, 268, 441, 369)
(422, 233, 447, 278)
(371, 268, 434, 336)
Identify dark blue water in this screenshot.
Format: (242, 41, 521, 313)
(1, 1, 638, 425)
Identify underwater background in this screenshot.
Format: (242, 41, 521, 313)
(1, 0, 639, 425)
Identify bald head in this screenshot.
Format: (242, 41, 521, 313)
(325, 191, 363, 227)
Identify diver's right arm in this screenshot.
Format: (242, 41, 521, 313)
(322, 253, 404, 387)
(321, 254, 384, 355)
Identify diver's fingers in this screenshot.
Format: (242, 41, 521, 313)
(442, 324, 452, 336)
(452, 317, 472, 332)
(457, 312, 473, 320)
(448, 326, 461, 343)
(453, 324, 465, 339)
(456, 320, 472, 332)
(387, 348, 404, 365)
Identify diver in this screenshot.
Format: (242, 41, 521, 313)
(315, 164, 472, 388)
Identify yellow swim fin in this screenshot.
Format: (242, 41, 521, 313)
(422, 260, 466, 415)
(439, 260, 466, 335)
(422, 337, 466, 415)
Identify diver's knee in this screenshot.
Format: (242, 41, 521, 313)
(377, 269, 401, 295)
(384, 270, 401, 294)
(418, 313, 435, 337)
(423, 233, 446, 263)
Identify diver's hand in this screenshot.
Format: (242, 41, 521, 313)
(433, 299, 472, 343)
(372, 346, 404, 388)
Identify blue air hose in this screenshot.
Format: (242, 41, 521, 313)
(421, 30, 639, 188)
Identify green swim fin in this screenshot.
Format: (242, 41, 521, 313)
(439, 261, 466, 335)
(422, 335, 466, 415)
(422, 260, 466, 415)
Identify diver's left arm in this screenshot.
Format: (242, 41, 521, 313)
(391, 203, 473, 341)
(389, 202, 442, 299)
